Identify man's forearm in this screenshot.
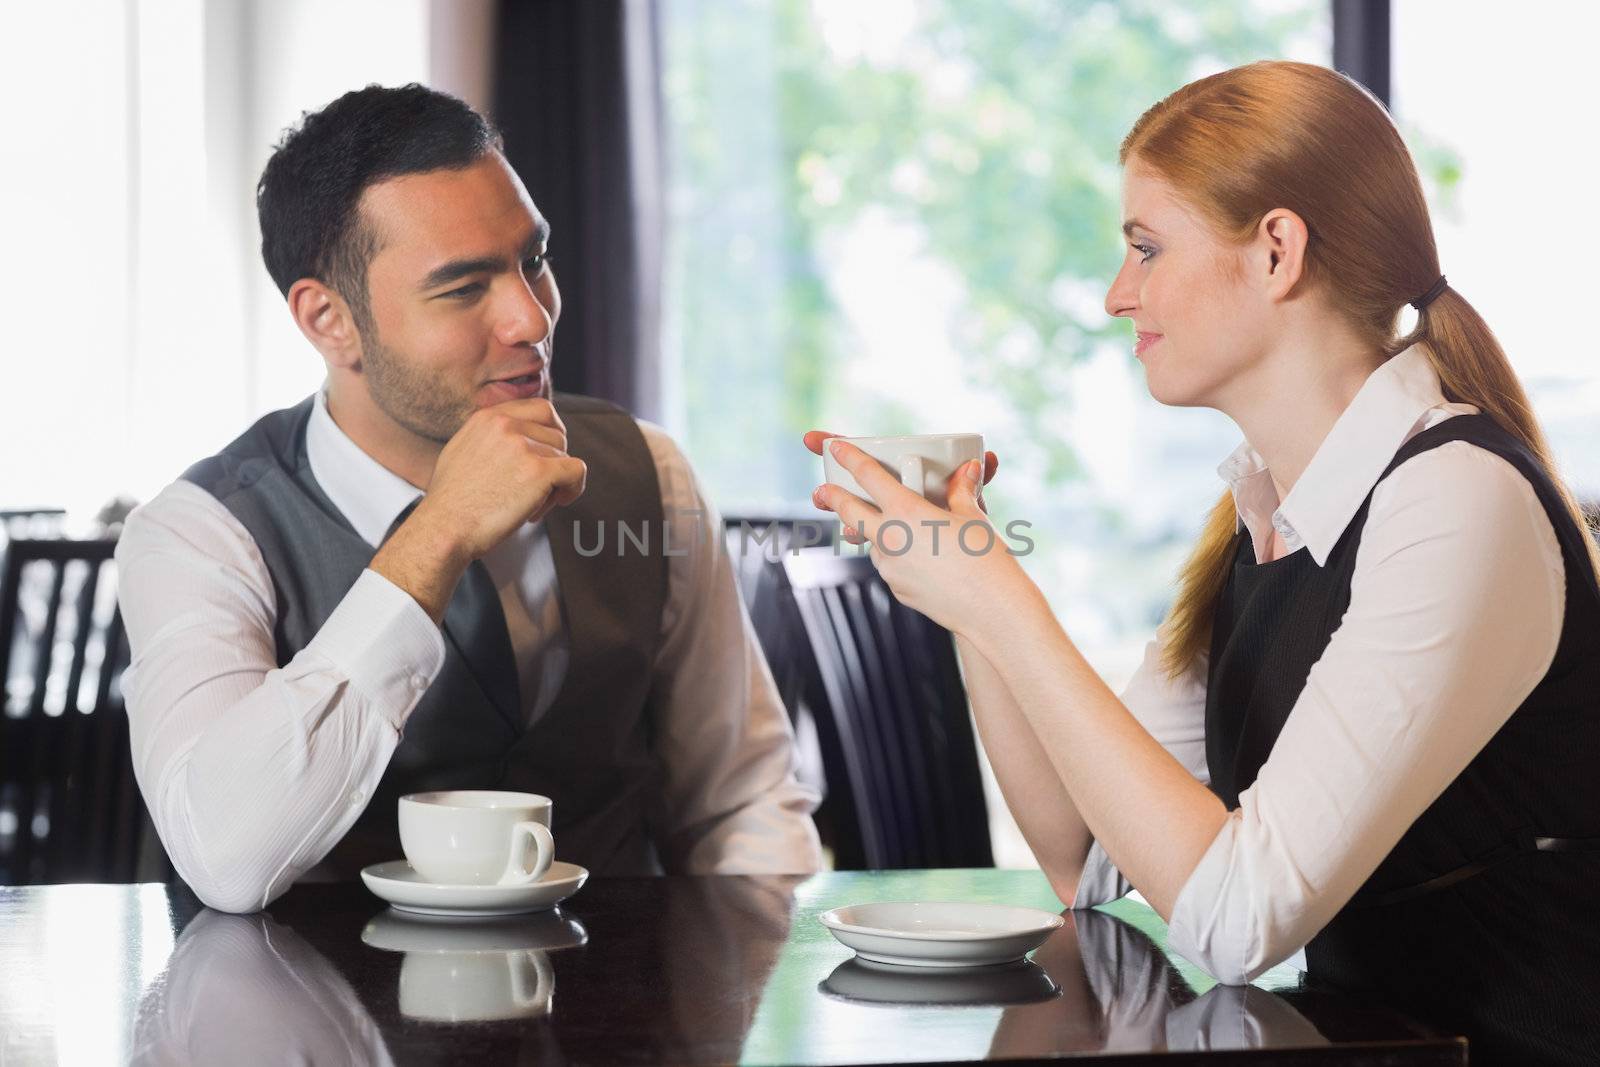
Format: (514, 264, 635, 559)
(160, 667, 405, 910)
(129, 571, 444, 912)
(368, 501, 472, 623)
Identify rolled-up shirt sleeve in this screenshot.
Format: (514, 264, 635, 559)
(1164, 443, 1565, 984)
(118, 480, 445, 913)
(1072, 620, 1211, 909)
(636, 422, 823, 874)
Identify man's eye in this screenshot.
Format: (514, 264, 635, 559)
(524, 253, 548, 274)
(444, 282, 484, 299)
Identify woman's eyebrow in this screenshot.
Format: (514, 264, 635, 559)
(1121, 219, 1157, 238)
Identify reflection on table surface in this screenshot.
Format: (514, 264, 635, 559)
(0, 870, 1464, 1065)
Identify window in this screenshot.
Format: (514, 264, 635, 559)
(0, 0, 434, 523)
(1393, 4, 1600, 500)
(661, 0, 1339, 865)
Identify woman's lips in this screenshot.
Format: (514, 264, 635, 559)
(1135, 332, 1163, 357)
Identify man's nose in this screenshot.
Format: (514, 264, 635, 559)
(497, 277, 554, 348)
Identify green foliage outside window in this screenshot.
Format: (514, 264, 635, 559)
(662, 0, 1458, 649)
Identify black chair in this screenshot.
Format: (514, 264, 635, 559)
(0, 507, 67, 544)
(724, 524, 992, 870)
(723, 517, 835, 716)
(0, 537, 164, 884)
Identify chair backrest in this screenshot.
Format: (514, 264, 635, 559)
(0, 537, 161, 884)
(722, 518, 835, 714)
(779, 547, 993, 870)
(0, 508, 67, 541)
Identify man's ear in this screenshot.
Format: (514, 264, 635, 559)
(287, 278, 363, 370)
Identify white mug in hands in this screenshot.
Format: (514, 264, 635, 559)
(822, 433, 984, 510)
(399, 790, 555, 887)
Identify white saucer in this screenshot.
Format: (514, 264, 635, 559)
(362, 908, 589, 953)
(360, 859, 589, 916)
(818, 901, 1064, 968)
(820, 958, 1060, 1006)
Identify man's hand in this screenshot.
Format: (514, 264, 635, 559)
(418, 399, 588, 557)
(372, 399, 588, 621)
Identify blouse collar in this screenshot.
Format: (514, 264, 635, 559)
(1216, 343, 1475, 566)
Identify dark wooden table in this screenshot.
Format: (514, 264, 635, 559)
(0, 869, 1464, 1065)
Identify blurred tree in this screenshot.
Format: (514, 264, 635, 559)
(662, 0, 1458, 640)
(664, 0, 1336, 504)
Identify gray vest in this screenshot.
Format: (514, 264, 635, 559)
(181, 393, 669, 877)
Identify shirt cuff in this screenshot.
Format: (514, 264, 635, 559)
(1070, 840, 1131, 909)
(307, 569, 445, 733)
(1164, 809, 1260, 985)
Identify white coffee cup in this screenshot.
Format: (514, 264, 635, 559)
(399, 948, 554, 1022)
(398, 790, 555, 887)
(822, 433, 984, 508)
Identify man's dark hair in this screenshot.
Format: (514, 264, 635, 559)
(256, 83, 502, 335)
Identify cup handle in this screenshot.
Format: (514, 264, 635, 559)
(509, 950, 555, 1014)
(499, 821, 554, 886)
(898, 455, 925, 497)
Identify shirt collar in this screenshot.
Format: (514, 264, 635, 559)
(1216, 343, 1450, 567)
(304, 388, 425, 549)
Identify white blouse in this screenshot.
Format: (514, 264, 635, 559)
(116, 391, 822, 913)
(1071, 343, 1568, 985)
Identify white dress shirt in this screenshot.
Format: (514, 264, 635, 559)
(130, 911, 395, 1067)
(117, 391, 822, 912)
(1071, 343, 1568, 985)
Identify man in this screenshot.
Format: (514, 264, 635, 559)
(116, 84, 821, 913)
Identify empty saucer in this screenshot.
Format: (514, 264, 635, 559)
(360, 859, 588, 917)
(820, 957, 1061, 1006)
(818, 901, 1064, 968)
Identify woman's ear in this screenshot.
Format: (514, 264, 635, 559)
(287, 278, 363, 370)
(1259, 209, 1310, 302)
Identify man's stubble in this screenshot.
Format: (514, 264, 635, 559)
(359, 327, 477, 446)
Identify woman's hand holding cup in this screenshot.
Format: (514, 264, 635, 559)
(802, 430, 1000, 545)
(806, 431, 1024, 637)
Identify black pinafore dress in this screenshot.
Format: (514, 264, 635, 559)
(1204, 414, 1600, 1065)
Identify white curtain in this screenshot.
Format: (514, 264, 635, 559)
(0, 0, 494, 522)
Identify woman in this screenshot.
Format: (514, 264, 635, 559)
(808, 60, 1600, 1064)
